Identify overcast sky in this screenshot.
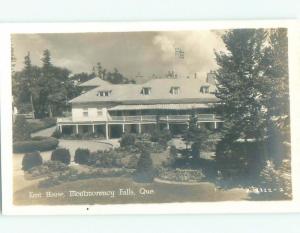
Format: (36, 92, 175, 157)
(12, 30, 226, 83)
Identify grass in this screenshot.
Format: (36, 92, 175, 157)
(13, 177, 248, 205)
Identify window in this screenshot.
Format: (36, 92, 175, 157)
(97, 108, 103, 116)
(200, 86, 209, 94)
(141, 87, 151, 95)
(83, 108, 88, 117)
(170, 86, 180, 95)
(97, 90, 111, 97)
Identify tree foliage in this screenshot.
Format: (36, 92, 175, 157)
(215, 28, 290, 177)
(182, 113, 210, 159)
(215, 28, 289, 142)
(13, 115, 31, 142)
(12, 50, 81, 118)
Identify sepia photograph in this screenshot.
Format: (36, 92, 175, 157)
(1, 21, 298, 214)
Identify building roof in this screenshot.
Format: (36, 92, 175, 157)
(70, 78, 218, 104)
(79, 77, 110, 87)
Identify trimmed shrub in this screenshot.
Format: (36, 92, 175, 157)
(120, 133, 136, 147)
(13, 115, 31, 142)
(74, 148, 90, 165)
(13, 137, 59, 153)
(51, 148, 71, 165)
(51, 129, 62, 139)
(22, 151, 43, 171)
(134, 149, 154, 182)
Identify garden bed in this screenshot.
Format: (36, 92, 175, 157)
(157, 168, 206, 183)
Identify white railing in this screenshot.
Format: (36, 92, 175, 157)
(57, 114, 222, 124)
(110, 115, 157, 122)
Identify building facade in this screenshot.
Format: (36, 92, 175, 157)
(57, 74, 223, 139)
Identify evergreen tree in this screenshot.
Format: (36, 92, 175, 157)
(13, 115, 31, 142)
(182, 113, 210, 159)
(215, 29, 271, 142)
(135, 149, 154, 182)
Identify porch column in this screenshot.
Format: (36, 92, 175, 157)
(214, 122, 217, 129)
(58, 124, 62, 133)
(75, 124, 79, 134)
(166, 115, 170, 129)
(138, 123, 142, 134)
(122, 124, 125, 133)
(105, 123, 109, 140)
(92, 124, 95, 133)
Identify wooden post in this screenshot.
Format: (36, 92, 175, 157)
(138, 123, 142, 134)
(59, 125, 62, 133)
(166, 115, 170, 130)
(92, 124, 95, 133)
(214, 122, 217, 129)
(122, 124, 125, 133)
(76, 124, 79, 134)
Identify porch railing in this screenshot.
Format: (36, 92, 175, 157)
(57, 114, 222, 124)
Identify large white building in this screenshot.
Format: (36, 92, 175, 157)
(57, 73, 222, 139)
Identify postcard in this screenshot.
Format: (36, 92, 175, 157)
(1, 21, 300, 215)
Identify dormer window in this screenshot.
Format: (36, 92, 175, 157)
(200, 86, 210, 94)
(97, 90, 111, 97)
(141, 87, 151, 95)
(170, 86, 180, 95)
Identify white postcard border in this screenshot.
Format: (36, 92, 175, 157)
(1, 20, 300, 215)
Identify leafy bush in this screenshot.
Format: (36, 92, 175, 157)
(13, 115, 31, 142)
(29, 160, 68, 177)
(89, 150, 123, 168)
(51, 148, 71, 165)
(74, 148, 90, 165)
(150, 128, 172, 146)
(252, 160, 292, 200)
(13, 137, 59, 153)
(120, 133, 136, 147)
(126, 155, 139, 169)
(134, 149, 154, 182)
(22, 151, 43, 171)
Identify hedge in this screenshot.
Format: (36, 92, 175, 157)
(13, 137, 59, 153)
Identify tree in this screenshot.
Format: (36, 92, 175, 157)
(71, 72, 96, 83)
(215, 29, 271, 142)
(182, 113, 210, 159)
(215, 29, 290, 177)
(12, 53, 41, 117)
(135, 149, 154, 182)
(13, 115, 31, 142)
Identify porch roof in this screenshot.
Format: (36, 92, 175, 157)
(108, 103, 211, 111)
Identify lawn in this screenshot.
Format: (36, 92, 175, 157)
(14, 177, 248, 205)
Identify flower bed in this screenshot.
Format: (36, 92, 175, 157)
(157, 168, 205, 183)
